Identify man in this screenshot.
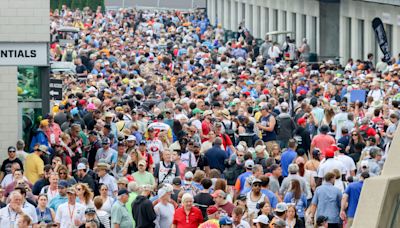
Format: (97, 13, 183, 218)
(309, 172, 342, 227)
(234, 160, 254, 197)
(14, 187, 38, 225)
(79, 207, 105, 228)
(111, 189, 134, 228)
(154, 186, 175, 228)
(340, 171, 370, 228)
(0, 146, 24, 181)
(193, 142, 210, 175)
(96, 163, 118, 197)
(55, 187, 86, 228)
(276, 102, 296, 149)
(293, 117, 311, 155)
(335, 144, 356, 178)
(231, 206, 251, 228)
(280, 139, 298, 177)
(138, 140, 154, 173)
(199, 206, 220, 228)
(212, 190, 235, 217)
(0, 191, 33, 227)
(205, 138, 228, 173)
(332, 103, 349, 140)
(146, 127, 164, 164)
(257, 105, 277, 152)
(25, 145, 48, 184)
(132, 160, 156, 188)
(310, 125, 335, 155)
(49, 180, 69, 212)
(362, 147, 382, 176)
(268, 164, 282, 194)
(194, 178, 215, 219)
(75, 163, 96, 194)
(95, 137, 117, 168)
(177, 138, 196, 170)
(113, 142, 128, 177)
(32, 165, 53, 195)
(86, 131, 101, 170)
(132, 185, 156, 228)
(44, 115, 63, 145)
(154, 150, 180, 185)
(317, 148, 346, 186)
(1, 162, 25, 189)
(40, 172, 60, 203)
(279, 164, 307, 196)
(259, 176, 278, 209)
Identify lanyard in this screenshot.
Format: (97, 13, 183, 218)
(67, 204, 75, 221)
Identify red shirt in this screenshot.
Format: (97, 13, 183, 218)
(201, 120, 212, 142)
(217, 133, 232, 150)
(311, 134, 335, 155)
(359, 125, 377, 137)
(173, 206, 203, 228)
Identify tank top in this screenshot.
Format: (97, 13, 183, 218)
(260, 115, 277, 142)
(246, 192, 266, 216)
(36, 207, 53, 224)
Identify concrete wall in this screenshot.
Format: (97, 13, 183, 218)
(0, 0, 49, 159)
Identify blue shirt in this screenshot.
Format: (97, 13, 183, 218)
(312, 182, 342, 224)
(48, 195, 68, 213)
(280, 149, 297, 177)
(205, 146, 228, 173)
(236, 171, 252, 193)
(261, 189, 278, 209)
(283, 192, 308, 217)
(344, 181, 363, 218)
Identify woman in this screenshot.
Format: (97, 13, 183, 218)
(99, 184, 115, 214)
(346, 129, 365, 154)
(257, 201, 273, 221)
(172, 193, 203, 228)
(234, 195, 249, 223)
(214, 179, 233, 202)
(246, 179, 268, 220)
(75, 183, 94, 207)
(283, 179, 307, 223)
(57, 165, 76, 186)
(285, 204, 305, 228)
(17, 213, 32, 228)
(192, 170, 205, 195)
(304, 149, 321, 176)
(93, 196, 111, 228)
(270, 144, 281, 164)
(295, 157, 315, 205)
(36, 194, 55, 225)
(124, 150, 142, 175)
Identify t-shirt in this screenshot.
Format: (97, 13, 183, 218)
(111, 201, 134, 228)
(344, 181, 363, 218)
(0, 158, 23, 174)
(132, 171, 155, 187)
(55, 202, 86, 228)
(194, 192, 215, 219)
(311, 134, 336, 154)
(24, 153, 44, 184)
(217, 202, 235, 217)
(280, 149, 297, 177)
(332, 112, 348, 139)
(154, 202, 175, 228)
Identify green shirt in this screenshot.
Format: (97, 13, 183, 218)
(111, 201, 134, 228)
(132, 171, 155, 186)
(126, 192, 138, 228)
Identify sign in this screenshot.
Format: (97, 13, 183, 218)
(350, 90, 366, 103)
(49, 78, 63, 101)
(372, 18, 391, 63)
(0, 42, 48, 66)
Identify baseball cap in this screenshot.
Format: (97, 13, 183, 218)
(85, 207, 96, 214)
(192, 108, 204, 115)
(297, 117, 306, 125)
(58, 180, 69, 188)
(117, 189, 129, 196)
(219, 216, 233, 225)
(252, 178, 262, 185)
(253, 214, 269, 225)
(245, 160, 255, 169)
(66, 187, 76, 194)
(127, 135, 136, 141)
(102, 137, 110, 144)
(329, 144, 340, 152)
(275, 202, 288, 212)
(138, 160, 146, 166)
(38, 145, 50, 155)
(172, 177, 181, 186)
(77, 163, 86, 170)
(157, 188, 168, 198)
(184, 171, 194, 179)
(206, 206, 219, 215)
(139, 140, 147, 145)
(211, 190, 226, 198)
(88, 131, 98, 136)
(361, 160, 369, 168)
(325, 148, 335, 158)
(117, 177, 129, 185)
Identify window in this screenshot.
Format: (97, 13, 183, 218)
(312, 16, 317, 52)
(266, 7, 270, 32)
(273, 9, 278, 30)
(292, 13, 296, 35)
(282, 11, 287, 31)
(18, 66, 41, 102)
(302, 14, 307, 40)
(358, 19, 365, 60)
(346, 17, 352, 61)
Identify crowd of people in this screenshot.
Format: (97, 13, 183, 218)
(1, 4, 400, 228)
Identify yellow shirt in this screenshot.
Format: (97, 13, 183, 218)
(24, 153, 44, 184)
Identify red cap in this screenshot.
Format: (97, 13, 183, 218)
(243, 91, 250, 96)
(262, 89, 270, 95)
(325, 148, 335, 158)
(297, 117, 306, 125)
(299, 89, 307, 95)
(79, 100, 87, 105)
(239, 75, 249, 80)
(206, 206, 219, 215)
(329, 144, 340, 152)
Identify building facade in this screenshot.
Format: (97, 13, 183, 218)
(207, 0, 400, 64)
(0, 0, 49, 157)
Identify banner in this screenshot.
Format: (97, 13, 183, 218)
(372, 17, 391, 63)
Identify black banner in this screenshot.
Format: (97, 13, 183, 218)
(372, 17, 391, 63)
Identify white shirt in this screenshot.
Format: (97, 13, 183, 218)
(22, 201, 38, 224)
(99, 174, 118, 197)
(336, 154, 356, 178)
(317, 158, 346, 178)
(40, 186, 59, 203)
(55, 202, 86, 228)
(147, 139, 164, 164)
(332, 112, 348, 139)
(1, 175, 29, 188)
(0, 205, 33, 228)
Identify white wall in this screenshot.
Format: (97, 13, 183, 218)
(0, 0, 49, 159)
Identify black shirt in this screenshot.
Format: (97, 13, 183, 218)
(194, 154, 209, 171)
(194, 192, 215, 221)
(0, 158, 23, 174)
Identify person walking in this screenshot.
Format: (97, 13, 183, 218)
(111, 189, 134, 228)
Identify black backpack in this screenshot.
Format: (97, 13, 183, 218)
(222, 121, 236, 145)
(65, 50, 73, 61)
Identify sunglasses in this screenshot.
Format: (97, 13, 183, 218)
(352, 134, 358, 136)
(237, 154, 244, 157)
(253, 184, 261, 187)
(76, 188, 82, 191)
(59, 172, 67, 175)
(8, 150, 16, 153)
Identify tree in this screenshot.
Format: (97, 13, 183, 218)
(50, 0, 59, 11)
(58, 0, 70, 10)
(71, 0, 85, 10)
(85, 0, 105, 12)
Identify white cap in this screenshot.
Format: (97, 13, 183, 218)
(245, 160, 254, 169)
(127, 135, 136, 141)
(253, 214, 269, 225)
(361, 160, 369, 168)
(77, 163, 86, 170)
(185, 171, 194, 179)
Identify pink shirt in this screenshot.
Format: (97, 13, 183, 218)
(311, 134, 335, 155)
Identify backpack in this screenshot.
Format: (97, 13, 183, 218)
(360, 127, 371, 141)
(221, 121, 236, 145)
(66, 50, 73, 61)
(275, 116, 281, 135)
